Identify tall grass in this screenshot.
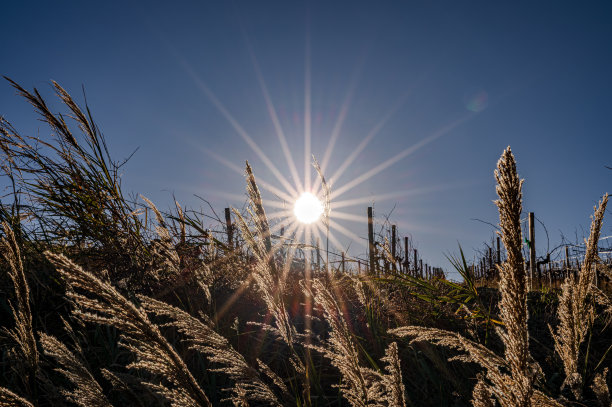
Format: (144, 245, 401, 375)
(0, 80, 611, 406)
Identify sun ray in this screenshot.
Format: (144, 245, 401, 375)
(267, 209, 294, 221)
(202, 148, 296, 203)
(331, 113, 474, 200)
(261, 200, 291, 210)
(329, 210, 365, 223)
(328, 219, 366, 248)
(179, 60, 298, 198)
(312, 61, 365, 193)
(242, 30, 304, 194)
(331, 182, 472, 209)
(328, 89, 413, 187)
(303, 24, 312, 191)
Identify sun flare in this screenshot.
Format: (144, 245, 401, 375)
(294, 192, 323, 224)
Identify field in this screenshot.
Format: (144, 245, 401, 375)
(0, 81, 611, 407)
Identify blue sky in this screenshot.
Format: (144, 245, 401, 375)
(2, 1, 611, 279)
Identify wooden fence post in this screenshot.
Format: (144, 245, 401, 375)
(316, 238, 321, 271)
(565, 245, 570, 279)
(528, 212, 536, 289)
(225, 208, 233, 250)
(342, 251, 345, 274)
(496, 236, 501, 265)
(368, 207, 375, 275)
(391, 225, 397, 271)
(404, 236, 409, 274)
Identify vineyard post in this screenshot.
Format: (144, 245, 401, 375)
(404, 236, 409, 274)
(368, 207, 375, 275)
(488, 247, 492, 278)
(414, 249, 418, 277)
(391, 224, 397, 271)
(316, 238, 321, 272)
(341, 251, 345, 274)
(225, 208, 233, 251)
(575, 259, 579, 278)
(565, 245, 570, 279)
(496, 236, 501, 265)
(529, 212, 537, 289)
(419, 259, 423, 279)
(595, 243, 600, 288)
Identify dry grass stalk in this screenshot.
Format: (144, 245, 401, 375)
(471, 375, 494, 407)
(139, 295, 281, 405)
(380, 342, 408, 407)
(590, 368, 610, 407)
(391, 148, 556, 407)
(310, 279, 406, 406)
(312, 156, 331, 227)
(38, 332, 111, 407)
(141, 195, 181, 277)
(550, 194, 608, 399)
(100, 369, 147, 407)
(493, 147, 540, 405)
(245, 161, 272, 258)
(309, 278, 377, 405)
(0, 79, 146, 276)
(232, 163, 298, 351)
(0, 222, 38, 388)
(44, 251, 212, 407)
(0, 387, 34, 407)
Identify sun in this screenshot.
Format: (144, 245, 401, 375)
(294, 192, 323, 224)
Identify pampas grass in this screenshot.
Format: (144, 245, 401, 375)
(0, 223, 38, 394)
(390, 148, 562, 407)
(38, 332, 111, 407)
(0, 387, 34, 407)
(138, 295, 281, 405)
(43, 251, 212, 407)
(550, 194, 608, 399)
(310, 278, 408, 406)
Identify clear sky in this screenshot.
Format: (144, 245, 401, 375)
(2, 1, 611, 279)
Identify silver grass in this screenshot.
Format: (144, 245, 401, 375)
(232, 162, 311, 401)
(245, 161, 272, 258)
(100, 369, 146, 407)
(493, 146, 539, 405)
(471, 375, 494, 407)
(0, 387, 34, 407)
(391, 148, 556, 407)
(312, 156, 331, 228)
(141, 195, 181, 277)
(590, 368, 610, 407)
(550, 194, 608, 398)
(44, 251, 212, 407)
(310, 279, 400, 406)
(38, 332, 111, 407)
(233, 209, 297, 351)
(380, 342, 407, 407)
(309, 278, 380, 406)
(0, 222, 38, 385)
(138, 295, 281, 405)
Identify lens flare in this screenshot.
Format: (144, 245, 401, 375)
(294, 192, 323, 224)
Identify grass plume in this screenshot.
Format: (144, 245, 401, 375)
(43, 251, 212, 407)
(550, 194, 608, 399)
